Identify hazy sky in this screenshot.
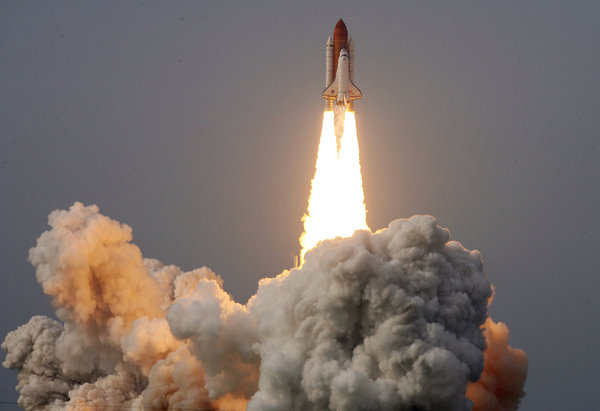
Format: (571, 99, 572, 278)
(1, 1, 599, 409)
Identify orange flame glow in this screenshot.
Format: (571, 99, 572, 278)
(299, 110, 370, 262)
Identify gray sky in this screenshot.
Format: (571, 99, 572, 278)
(1, 1, 599, 409)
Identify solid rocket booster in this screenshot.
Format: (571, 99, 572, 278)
(322, 19, 362, 110)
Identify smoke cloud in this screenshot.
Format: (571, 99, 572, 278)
(3, 203, 527, 410)
(466, 317, 528, 411)
(2, 203, 227, 410)
(247, 216, 492, 410)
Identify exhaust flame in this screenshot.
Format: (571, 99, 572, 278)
(300, 110, 369, 262)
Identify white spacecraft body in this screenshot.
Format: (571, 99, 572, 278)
(322, 20, 363, 109)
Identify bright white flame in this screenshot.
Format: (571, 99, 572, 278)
(300, 110, 370, 262)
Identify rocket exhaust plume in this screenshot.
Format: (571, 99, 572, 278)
(3, 18, 527, 411)
(299, 109, 369, 263)
(300, 20, 369, 263)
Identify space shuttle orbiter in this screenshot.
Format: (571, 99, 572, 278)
(322, 19, 362, 110)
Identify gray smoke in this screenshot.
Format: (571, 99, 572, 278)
(167, 278, 260, 400)
(2, 203, 225, 410)
(3, 203, 527, 410)
(2, 316, 71, 409)
(244, 216, 491, 410)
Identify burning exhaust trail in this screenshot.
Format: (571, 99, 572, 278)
(300, 109, 369, 262)
(299, 19, 369, 263)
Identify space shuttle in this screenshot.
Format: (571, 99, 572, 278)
(322, 19, 362, 110)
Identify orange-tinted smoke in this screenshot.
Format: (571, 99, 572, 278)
(467, 317, 528, 411)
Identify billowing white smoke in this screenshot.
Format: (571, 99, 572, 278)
(2, 203, 228, 410)
(3, 203, 527, 410)
(247, 216, 492, 410)
(167, 279, 260, 400)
